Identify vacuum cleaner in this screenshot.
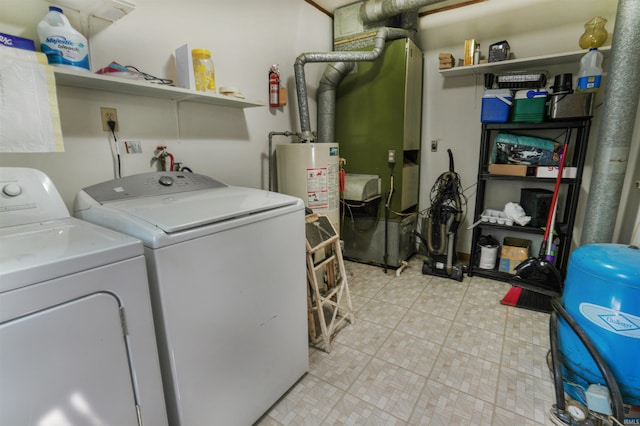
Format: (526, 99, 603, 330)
(548, 243, 640, 425)
(416, 149, 465, 281)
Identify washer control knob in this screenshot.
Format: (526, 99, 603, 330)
(3, 183, 22, 197)
(158, 175, 174, 186)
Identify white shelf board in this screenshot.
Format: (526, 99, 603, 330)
(439, 46, 611, 77)
(52, 67, 265, 108)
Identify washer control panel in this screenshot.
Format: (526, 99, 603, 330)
(81, 172, 228, 203)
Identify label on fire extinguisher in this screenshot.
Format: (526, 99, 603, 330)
(269, 64, 280, 107)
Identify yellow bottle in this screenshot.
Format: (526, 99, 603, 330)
(192, 48, 215, 92)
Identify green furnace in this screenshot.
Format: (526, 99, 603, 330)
(336, 38, 423, 268)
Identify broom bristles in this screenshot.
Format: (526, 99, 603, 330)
(500, 286, 523, 306)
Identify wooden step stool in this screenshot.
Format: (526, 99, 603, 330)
(305, 214, 354, 353)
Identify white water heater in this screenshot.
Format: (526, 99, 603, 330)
(276, 143, 340, 232)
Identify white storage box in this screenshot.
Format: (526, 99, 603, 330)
(536, 166, 577, 178)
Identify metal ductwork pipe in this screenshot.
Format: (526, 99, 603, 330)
(581, 0, 640, 245)
(317, 62, 355, 143)
(295, 0, 447, 142)
(294, 27, 411, 142)
(360, 0, 446, 24)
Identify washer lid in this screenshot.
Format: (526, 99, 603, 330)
(0, 217, 142, 292)
(101, 186, 301, 233)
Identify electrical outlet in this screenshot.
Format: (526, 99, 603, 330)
(388, 149, 396, 164)
(100, 107, 119, 131)
(431, 140, 438, 152)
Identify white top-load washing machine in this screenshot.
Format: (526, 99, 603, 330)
(74, 171, 308, 426)
(0, 168, 167, 426)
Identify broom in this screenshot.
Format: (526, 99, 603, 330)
(500, 141, 569, 312)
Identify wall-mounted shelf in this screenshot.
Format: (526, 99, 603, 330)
(53, 67, 265, 108)
(439, 46, 611, 78)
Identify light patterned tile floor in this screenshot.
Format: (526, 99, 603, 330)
(257, 256, 557, 425)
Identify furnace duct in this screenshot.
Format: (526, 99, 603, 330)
(295, 0, 447, 143)
(581, 0, 640, 244)
(359, 0, 446, 24)
(295, 27, 411, 142)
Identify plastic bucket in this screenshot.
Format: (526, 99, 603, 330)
(478, 243, 499, 269)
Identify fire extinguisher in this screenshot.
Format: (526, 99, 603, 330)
(269, 64, 280, 107)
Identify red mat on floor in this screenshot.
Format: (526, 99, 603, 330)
(501, 286, 552, 313)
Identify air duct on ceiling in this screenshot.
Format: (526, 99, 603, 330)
(359, 0, 446, 25)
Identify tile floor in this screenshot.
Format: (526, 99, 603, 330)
(257, 256, 557, 425)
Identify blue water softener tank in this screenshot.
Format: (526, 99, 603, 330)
(558, 244, 640, 405)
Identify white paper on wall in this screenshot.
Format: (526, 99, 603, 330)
(0, 45, 64, 152)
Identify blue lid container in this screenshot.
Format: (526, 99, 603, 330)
(481, 89, 512, 123)
(558, 244, 640, 405)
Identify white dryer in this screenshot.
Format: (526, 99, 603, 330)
(0, 168, 167, 426)
(74, 171, 308, 426)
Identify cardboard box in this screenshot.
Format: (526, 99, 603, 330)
(489, 164, 528, 176)
(499, 237, 531, 274)
(464, 39, 476, 66)
(536, 166, 577, 179)
(489, 40, 510, 63)
(175, 44, 195, 91)
(0, 32, 35, 51)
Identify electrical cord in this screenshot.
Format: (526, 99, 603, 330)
(107, 120, 121, 178)
(340, 197, 381, 232)
(125, 65, 174, 85)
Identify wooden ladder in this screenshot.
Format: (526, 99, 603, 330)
(305, 214, 354, 353)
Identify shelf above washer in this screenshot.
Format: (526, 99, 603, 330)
(53, 67, 265, 108)
(439, 46, 611, 78)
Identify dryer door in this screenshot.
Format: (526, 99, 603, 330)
(0, 292, 140, 426)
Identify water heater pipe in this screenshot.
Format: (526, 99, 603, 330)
(581, 0, 640, 244)
(268, 131, 299, 191)
(294, 27, 412, 142)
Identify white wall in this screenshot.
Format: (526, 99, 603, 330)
(416, 0, 637, 253)
(0, 0, 332, 209)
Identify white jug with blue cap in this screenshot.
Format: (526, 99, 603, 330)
(37, 6, 90, 71)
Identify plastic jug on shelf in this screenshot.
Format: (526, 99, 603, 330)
(37, 6, 90, 70)
(576, 48, 603, 93)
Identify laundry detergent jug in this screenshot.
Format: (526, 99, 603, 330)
(37, 6, 90, 70)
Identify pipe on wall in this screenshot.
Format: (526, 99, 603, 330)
(581, 0, 640, 245)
